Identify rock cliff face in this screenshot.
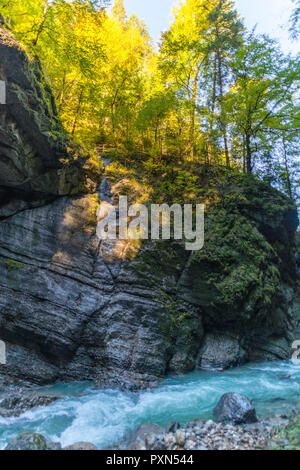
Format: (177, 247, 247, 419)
(0, 28, 98, 219)
(0, 28, 299, 391)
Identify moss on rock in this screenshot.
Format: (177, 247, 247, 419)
(194, 208, 281, 322)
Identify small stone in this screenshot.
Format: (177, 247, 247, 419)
(63, 442, 98, 450)
(185, 439, 195, 449)
(47, 441, 62, 450)
(203, 420, 215, 431)
(164, 433, 176, 447)
(166, 421, 181, 433)
(175, 429, 185, 446)
(126, 423, 165, 450)
(146, 434, 167, 451)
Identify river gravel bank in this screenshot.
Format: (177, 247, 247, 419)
(2, 415, 292, 450)
(123, 416, 291, 451)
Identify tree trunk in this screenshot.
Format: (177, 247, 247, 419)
(242, 134, 246, 173)
(154, 119, 159, 146)
(72, 88, 84, 136)
(33, 2, 49, 47)
(58, 71, 66, 112)
(190, 66, 199, 159)
(208, 53, 217, 164)
(283, 135, 293, 199)
(217, 49, 230, 167)
(245, 132, 252, 173)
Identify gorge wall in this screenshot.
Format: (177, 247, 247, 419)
(0, 28, 299, 391)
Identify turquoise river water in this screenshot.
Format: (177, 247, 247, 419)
(1, 360, 300, 449)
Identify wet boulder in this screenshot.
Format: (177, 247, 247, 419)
(5, 431, 62, 450)
(213, 393, 258, 425)
(126, 423, 166, 450)
(0, 393, 61, 417)
(63, 442, 98, 450)
(197, 333, 246, 370)
(5, 432, 48, 450)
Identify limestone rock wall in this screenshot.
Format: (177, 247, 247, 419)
(0, 28, 299, 391)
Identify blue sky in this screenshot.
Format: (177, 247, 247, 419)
(122, 0, 298, 55)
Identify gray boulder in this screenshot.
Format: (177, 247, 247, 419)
(63, 442, 98, 450)
(197, 333, 246, 370)
(126, 423, 165, 450)
(0, 393, 61, 417)
(5, 432, 48, 450)
(46, 441, 62, 450)
(5, 432, 62, 450)
(213, 393, 258, 425)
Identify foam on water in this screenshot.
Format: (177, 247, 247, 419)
(1, 360, 300, 449)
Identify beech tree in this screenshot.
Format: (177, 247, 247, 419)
(224, 35, 300, 174)
(111, 0, 126, 24)
(0, 0, 298, 202)
(290, 0, 300, 38)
